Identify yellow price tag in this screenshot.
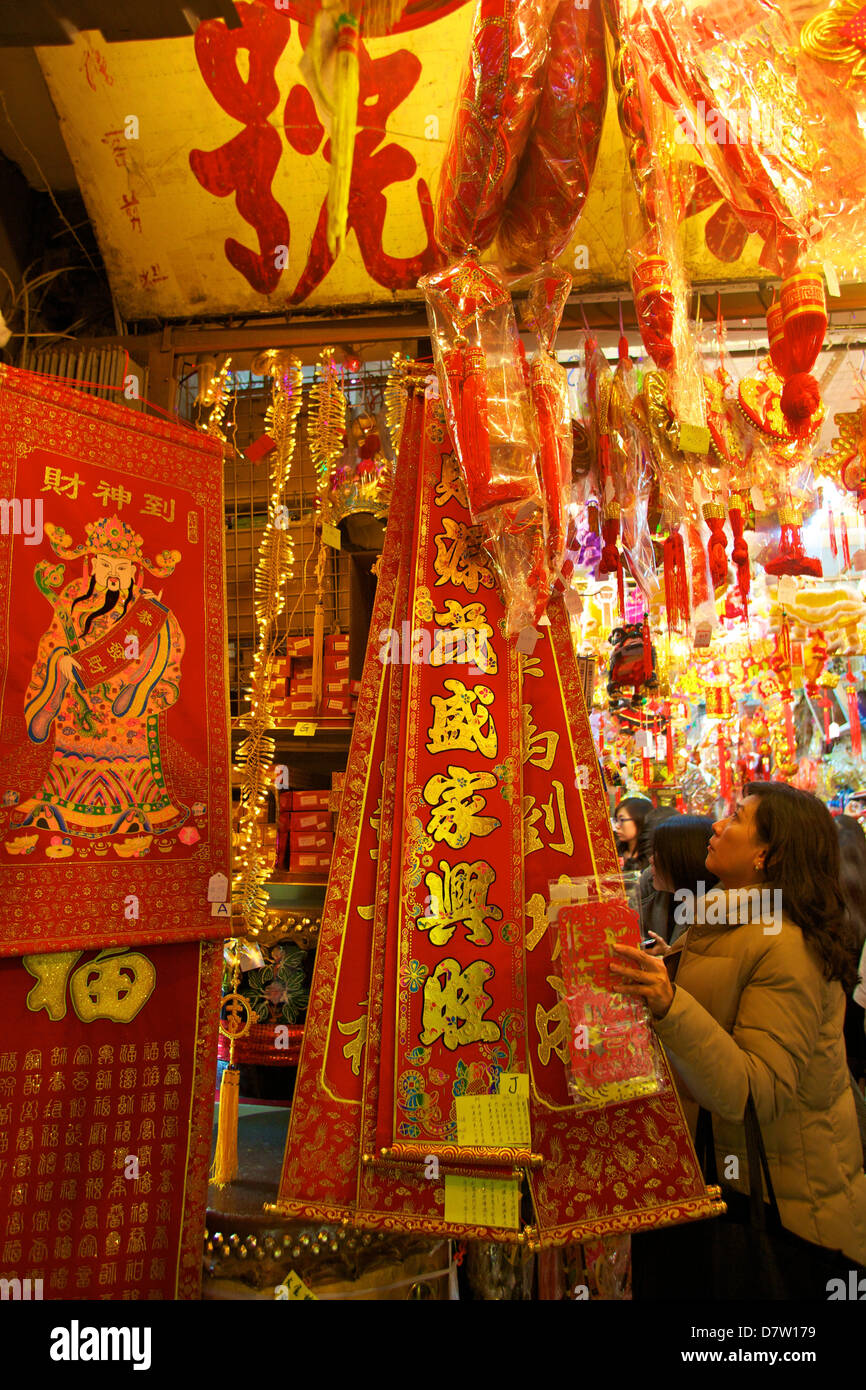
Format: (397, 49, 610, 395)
(444, 1175, 520, 1230)
(294, 721, 318, 737)
(275, 1270, 319, 1301)
(678, 422, 711, 455)
(321, 522, 341, 549)
(499, 1072, 529, 1098)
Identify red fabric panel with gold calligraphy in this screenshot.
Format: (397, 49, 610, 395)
(0, 940, 221, 1299)
(0, 365, 231, 955)
(278, 385, 720, 1242)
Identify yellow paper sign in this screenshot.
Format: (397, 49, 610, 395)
(275, 1270, 318, 1301)
(498, 1072, 530, 1099)
(444, 1175, 521, 1230)
(455, 1094, 531, 1148)
(294, 722, 318, 737)
(321, 522, 342, 549)
(678, 422, 711, 455)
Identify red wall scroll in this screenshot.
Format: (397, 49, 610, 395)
(0, 365, 231, 955)
(0, 940, 221, 1300)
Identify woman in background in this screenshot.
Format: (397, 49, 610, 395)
(640, 815, 719, 948)
(612, 796, 652, 874)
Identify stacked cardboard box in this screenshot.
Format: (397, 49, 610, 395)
(320, 633, 355, 717)
(277, 788, 333, 875)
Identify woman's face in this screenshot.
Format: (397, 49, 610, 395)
(705, 796, 766, 889)
(650, 850, 672, 892)
(613, 807, 638, 852)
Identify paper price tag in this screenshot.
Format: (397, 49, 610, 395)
(499, 1072, 529, 1098)
(294, 721, 318, 737)
(321, 522, 341, 549)
(824, 261, 841, 298)
(444, 1175, 520, 1230)
(678, 422, 711, 455)
(275, 1270, 318, 1301)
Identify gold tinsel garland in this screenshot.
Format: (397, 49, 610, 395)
(384, 351, 410, 456)
(233, 353, 304, 935)
(307, 347, 347, 707)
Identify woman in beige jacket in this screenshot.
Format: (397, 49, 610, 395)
(611, 781, 866, 1269)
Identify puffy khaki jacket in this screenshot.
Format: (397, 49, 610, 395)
(654, 891, 866, 1265)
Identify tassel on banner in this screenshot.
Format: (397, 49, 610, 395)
(718, 729, 730, 802)
(848, 661, 862, 758)
(211, 1066, 241, 1189)
(828, 504, 838, 558)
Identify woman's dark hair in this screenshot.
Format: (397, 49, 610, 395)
(652, 815, 719, 902)
(745, 782, 858, 992)
(636, 804, 680, 863)
(835, 814, 866, 954)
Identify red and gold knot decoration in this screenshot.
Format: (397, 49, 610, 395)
(801, 2, 866, 80)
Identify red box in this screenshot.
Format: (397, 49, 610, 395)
(286, 636, 314, 657)
(288, 851, 332, 873)
(323, 696, 352, 714)
(349, 680, 361, 696)
(291, 789, 331, 811)
(325, 678, 349, 694)
(286, 699, 316, 715)
(289, 830, 333, 852)
(324, 634, 349, 654)
(324, 656, 349, 676)
(292, 811, 331, 832)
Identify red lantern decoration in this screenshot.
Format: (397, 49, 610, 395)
(847, 661, 862, 759)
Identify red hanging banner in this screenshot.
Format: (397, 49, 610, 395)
(0, 366, 231, 955)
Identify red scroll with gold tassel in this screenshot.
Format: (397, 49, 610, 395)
(277, 376, 722, 1244)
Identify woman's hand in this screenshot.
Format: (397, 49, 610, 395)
(645, 931, 671, 958)
(610, 942, 674, 1020)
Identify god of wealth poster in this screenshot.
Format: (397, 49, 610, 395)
(0, 366, 231, 956)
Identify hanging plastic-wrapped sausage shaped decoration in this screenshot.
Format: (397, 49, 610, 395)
(702, 501, 729, 593)
(435, 0, 556, 257)
(498, 0, 608, 269)
(526, 267, 573, 578)
(421, 255, 550, 635)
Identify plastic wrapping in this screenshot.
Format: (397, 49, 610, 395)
(526, 268, 573, 577)
(435, 0, 557, 257)
(548, 875, 664, 1111)
(420, 255, 551, 634)
(497, 0, 608, 269)
(626, 0, 866, 276)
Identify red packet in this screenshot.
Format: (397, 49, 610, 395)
(557, 896, 661, 1110)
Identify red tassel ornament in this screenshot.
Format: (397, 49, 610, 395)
(841, 514, 852, 571)
(779, 267, 828, 439)
(663, 526, 690, 633)
(703, 502, 729, 593)
(764, 504, 823, 578)
(728, 498, 750, 613)
(847, 662, 862, 758)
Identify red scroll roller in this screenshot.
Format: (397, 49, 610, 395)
(497, 0, 608, 269)
(435, 0, 556, 256)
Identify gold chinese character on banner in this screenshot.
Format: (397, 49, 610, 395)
(427, 680, 498, 759)
(423, 766, 500, 849)
(431, 600, 497, 675)
(433, 519, 494, 593)
(435, 453, 468, 509)
(522, 705, 559, 771)
(535, 977, 570, 1066)
(419, 860, 502, 947)
(420, 958, 501, 1051)
(336, 1012, 367, 1076)
(523, 782, 574, 856)
(24, 948, 156, 1023)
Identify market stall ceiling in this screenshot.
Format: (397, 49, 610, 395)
(0, 0, 861, 321)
